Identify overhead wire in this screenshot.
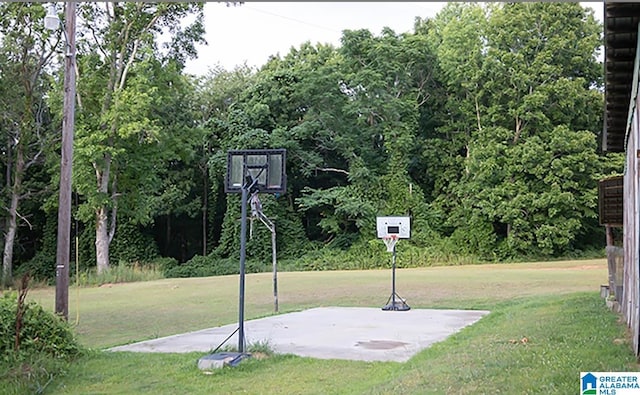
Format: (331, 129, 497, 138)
(243, 4, 340, 34)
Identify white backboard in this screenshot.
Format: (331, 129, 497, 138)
(376, 216, 411, 239)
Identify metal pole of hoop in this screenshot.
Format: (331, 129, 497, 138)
(390, 236, 397, 308)
(392, 237, 397, 307)
(382, 235, 410, 311)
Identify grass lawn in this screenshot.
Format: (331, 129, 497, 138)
(14, 258, 640, 393)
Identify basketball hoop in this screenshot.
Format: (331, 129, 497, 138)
(382, 235, 398, 252)
(376, 216, 411, 311)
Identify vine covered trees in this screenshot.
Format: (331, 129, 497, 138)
(0, 2, 617, 282)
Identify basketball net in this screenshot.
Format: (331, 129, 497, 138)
(382, 235, 398, 252)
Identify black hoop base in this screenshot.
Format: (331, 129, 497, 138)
(382, 292, 411, 311)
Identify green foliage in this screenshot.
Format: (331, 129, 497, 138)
(0, 2, 617, 281)
(278, 237, 482, 272)
(214, 193, 311, 262)
(0, 292, 81, 359)
(0, 291, 82, 394)
(67, 3, 207, 272)
(110, 222, 160, 264)
(0, 2, 58, 287)
(14, 212, 58, 283)
(428, 2, 605, 258)
(164, 254, 234, 278)
(163, 252, 278, 279)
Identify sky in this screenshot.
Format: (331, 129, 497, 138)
(184, 2, 604, 76)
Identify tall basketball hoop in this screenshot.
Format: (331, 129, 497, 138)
(222, 149, 286, 357)
(376, 216, 411, 311)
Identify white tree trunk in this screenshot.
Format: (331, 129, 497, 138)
(2, 195, 18, 287)
(95, 207, 110, 274)
(2, 146, 24, 287)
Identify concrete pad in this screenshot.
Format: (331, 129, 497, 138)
(109, 307, 489, 362)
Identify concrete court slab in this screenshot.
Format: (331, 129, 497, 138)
(108, 307, 490, 362)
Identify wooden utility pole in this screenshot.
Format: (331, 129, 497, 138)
(55, 2, 76, 320)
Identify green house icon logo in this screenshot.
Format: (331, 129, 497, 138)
(581, 372, 597, 395)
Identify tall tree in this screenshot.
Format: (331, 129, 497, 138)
(194, 65, 256, 255)
(72, 2, 205, 273)
(293, 28, 438, 245)
(0, 3, 57, 286)
(430, 3, 604, 257)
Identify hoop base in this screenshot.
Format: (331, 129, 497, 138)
(382, 292, 410, 311)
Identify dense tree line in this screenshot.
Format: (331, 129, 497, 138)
(0, 2, 622, 285)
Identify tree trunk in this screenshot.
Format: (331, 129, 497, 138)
(95, 206, 110, 274)
(202, 168, 208, 256)
(166, 215, 171, 255)
(94, 156, 112, 274)
(2, 144, 24, 288)
(2, 197, 18, 287)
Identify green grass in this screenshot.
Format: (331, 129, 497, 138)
(44, 293, 638, 394)
(12, 258, 640, 394)
(29, 259, 608, 348)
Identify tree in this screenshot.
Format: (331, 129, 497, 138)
(294, 28, 438, 245)
(193, 64, 256, 256)
(430, 3, 604, 257)
(71, 3, 205, 273)
(0, 3, 57, 286)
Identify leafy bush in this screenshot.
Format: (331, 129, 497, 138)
(14, 253, 56, 285)
(164, 254, 236, 278)
(0, 290, 82, 394)
(0, 292, 81, 360)
(285, 238, 483, 272)
(163, 237, 487, 277)
(151, 257, 179, 272)
(164, 252, 272, 278)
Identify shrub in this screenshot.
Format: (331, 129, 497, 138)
(164, 254, 236, 278)
(0, 288, 82, 394)
(14, 253, 56, 285)
(0, 292, 81, 360)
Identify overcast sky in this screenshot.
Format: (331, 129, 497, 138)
(184, 2, 604, 76)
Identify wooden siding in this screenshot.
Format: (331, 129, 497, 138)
(600, 176, 624, 226)
(623, 65, 640, 356)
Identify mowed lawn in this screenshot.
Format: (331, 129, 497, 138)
(23, 258, 640, 394)
(30, 259, 607, 348)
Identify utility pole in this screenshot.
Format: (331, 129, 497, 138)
(54, 2, 77, 320)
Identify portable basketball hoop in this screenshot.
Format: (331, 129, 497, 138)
(377, 216, 411, 311)
(223, 149, 286, 355)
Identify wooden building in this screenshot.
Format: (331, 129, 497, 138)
(602, 2, 640, 356)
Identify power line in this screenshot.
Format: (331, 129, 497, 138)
(244, 4, 340, 34)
